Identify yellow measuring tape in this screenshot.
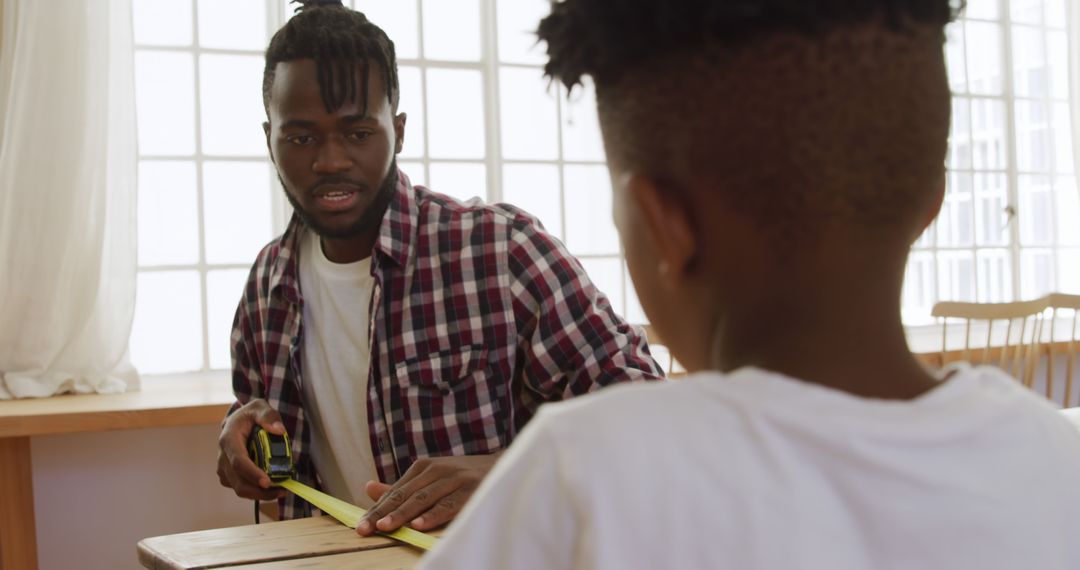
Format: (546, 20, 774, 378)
(248, 426, 438, 551)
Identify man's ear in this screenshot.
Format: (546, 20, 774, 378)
(625, 173, 697, 288)
(263, 121, 275, 163)
(393, 112, 407, 155)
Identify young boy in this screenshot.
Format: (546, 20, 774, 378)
(419, 1, 1080, 568)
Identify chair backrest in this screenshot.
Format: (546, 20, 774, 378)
(931, 294, 1080, 407)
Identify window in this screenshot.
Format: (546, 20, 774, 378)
(131, 0, 652, 374)
(903, 0, 1077, 324)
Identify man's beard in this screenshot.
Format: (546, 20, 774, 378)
(280, 159, 399, 240)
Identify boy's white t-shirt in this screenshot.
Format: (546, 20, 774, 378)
(421, 365, 1080, 569)
(297, 231, 379, 507)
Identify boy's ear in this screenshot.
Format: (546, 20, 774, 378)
(393, 112, 407, 155)
(625, 173, 697, 287)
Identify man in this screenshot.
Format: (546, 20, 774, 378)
(419, 0, 1080, 568)
(216, 0, 663, 535)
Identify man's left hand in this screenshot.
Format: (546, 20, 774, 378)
(356, 453, 502, 535)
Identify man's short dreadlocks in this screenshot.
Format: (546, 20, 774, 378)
(263, 0, 399, 116)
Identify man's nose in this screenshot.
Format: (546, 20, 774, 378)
(312, 136, 353, 173)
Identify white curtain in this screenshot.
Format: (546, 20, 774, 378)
(0, 0, 139, 398)
(1071, 0, 1080, 187)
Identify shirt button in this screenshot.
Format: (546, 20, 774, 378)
(377, 436, 387, 452)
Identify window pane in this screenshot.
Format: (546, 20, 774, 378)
(1015, 100, 1051, 173)
(206, 269, 250, 370)
(203, 161, 274, 264)
(397, 66, 425, 158)
(1059, 249, 1080, 294)
(1048, 31, 1070, 100)
(965, 0, 1000, 19)
(974, 173, 1009, 247)
(938, 252, 977, 302)
(902, 251, 937, 325)
(425, 69, 485, 159)
(428, 162, 486, 202)
(945, 24, 967, 93)
(197, 0, 267, 50)
(1046, 0, 1066, 27)
(135, 52, 196, 155)
(965, 22, 1003, 95)
(200, 54, 267, 156)
(562, 79, 606, 162)
(499, 67, 559, 160)
(1018, 174, 1053, 246)
(1011, 26, 1047, 98)
(1010, 0, 1043, 24)
(422, 0, 481, 61)
(939, 173, 974, 247)
(564, 165, 619, 255)
(399, 161, 426, 186)
(131, 271, 203, 374)
(976, 249, 1011, 302)
(356, 0, 420, 60)
(138, 161, 200, 266)
(1054, 103, 1074, 173)
(948, 97, 972, 170)
(133, 0, 192, 46)
(971, 98, 1007, 170)
(579, 257, 624, 319)
(1056, 177, 1080, 245)
(1021, 249, 1054, 299)
(496, 0, 548, 64)
(502, 163, 562, 238)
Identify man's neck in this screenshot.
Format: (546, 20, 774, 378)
(320, 231, 378, 263)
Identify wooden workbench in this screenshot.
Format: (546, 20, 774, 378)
(138, 515, 430, 569)
(0, 374, 234, 570)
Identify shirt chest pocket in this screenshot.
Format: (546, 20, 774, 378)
(393, 345, 490, 395)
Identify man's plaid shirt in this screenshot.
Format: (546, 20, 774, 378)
(228, 171, 664, 518)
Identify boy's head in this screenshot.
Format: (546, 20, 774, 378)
(540, 0, 961, 372)
(262, 0, 405, 241)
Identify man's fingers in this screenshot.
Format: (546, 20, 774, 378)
(409, 486, 473, 531)
(365, 480, 392, 502)
(373, 479, 456, 533)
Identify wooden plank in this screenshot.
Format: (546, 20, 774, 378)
(138, 516, 401, 570)
(0, 373, 233, 437)
(0, 436, 37, 570)
(227, 545, 425, 569)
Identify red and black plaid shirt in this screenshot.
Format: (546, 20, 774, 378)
(228, 171, 663, 518)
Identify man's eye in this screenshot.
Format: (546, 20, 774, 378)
(288, 135, 314, 145)
(349, 131, 371, 141)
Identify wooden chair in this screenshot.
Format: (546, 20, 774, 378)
(931, 294, 1080, 408)
(1043, 294, 1080, 408)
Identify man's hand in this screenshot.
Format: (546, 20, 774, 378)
(217, 398, 288, 501)
(356, 453, 502, 535)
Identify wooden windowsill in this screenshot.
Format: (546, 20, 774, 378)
(0, 371, 234, 438)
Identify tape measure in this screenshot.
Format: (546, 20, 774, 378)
(248, 425, 438, 551)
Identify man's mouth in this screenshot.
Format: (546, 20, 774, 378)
(312, 185, 362, 212)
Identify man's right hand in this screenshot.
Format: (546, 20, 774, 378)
(217, 398, 289, 501)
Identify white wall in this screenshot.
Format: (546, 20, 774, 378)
(31, 424, 251, 570)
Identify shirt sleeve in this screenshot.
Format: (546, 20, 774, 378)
(227, 262, 264, 417)
(418, 408, 580, 570)
(505, 212, 665, 400)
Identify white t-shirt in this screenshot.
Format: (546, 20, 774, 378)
(298, 230, 379, 507)
(421, 365, 1080, 569)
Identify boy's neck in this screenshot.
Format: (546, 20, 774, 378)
(708, 261, 940, 400)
